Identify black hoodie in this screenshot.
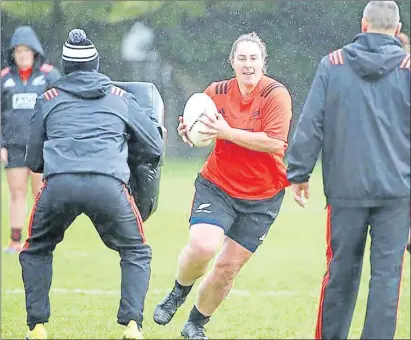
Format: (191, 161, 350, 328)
(344, 33, 406, 80)
(287, 33, 410, 207)
(1, 26, 61, 148)
(25, 71, 164, 184)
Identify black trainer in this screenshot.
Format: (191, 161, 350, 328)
(407, 243, 411, 253)
(153, 286, 189, 325)
(181, 320, 208, 339)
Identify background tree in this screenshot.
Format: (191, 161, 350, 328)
(1, 0, 409, 158)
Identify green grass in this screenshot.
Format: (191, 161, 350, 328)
(1, 160, 410, 339)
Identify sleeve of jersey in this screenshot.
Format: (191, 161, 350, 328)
(261, 87, 292, 141)
(203, 83, 216, 97)
(25, 98, 45, 173)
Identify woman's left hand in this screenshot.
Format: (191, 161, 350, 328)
(197, 112, 233, 141)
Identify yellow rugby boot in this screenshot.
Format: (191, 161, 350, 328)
(123, 320, 144, 339)
(26, 323, 47, 339)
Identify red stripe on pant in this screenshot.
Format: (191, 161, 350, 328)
(123, 185, 146, 244)
(408, 206, 410, 245)
(315, 205, 333, 340)
(402, 205, 411, 322)
(22, 181, 48, 250)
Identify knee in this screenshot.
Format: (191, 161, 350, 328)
(19, 245, 51, 259)
(120, 244, 152, 265)
(186, 237, 219, 263)
(10, 187, 26, 202)
(212, 260, 241, 285)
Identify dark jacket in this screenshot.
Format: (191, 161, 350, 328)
(287, 33, 410, 207)
(26, 70, 164, 184)
(1, 26, 61, 148)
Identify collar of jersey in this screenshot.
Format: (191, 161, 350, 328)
(234, 75, 267, 103)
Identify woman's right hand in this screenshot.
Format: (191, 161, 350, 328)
(177, 116, 193, 147)
(1, 147, 8, 166)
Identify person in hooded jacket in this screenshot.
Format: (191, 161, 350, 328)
(286, 1, 410, 339)
(398, 32, 411, 255)
(20, 29, 163, 340)
(1, 26, 61, 254)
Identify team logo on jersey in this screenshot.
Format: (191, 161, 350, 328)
(12, 93, 37, 109)
(32, 75, 46, 86)
(3, 78, 16, 88)
(252, 110, 261, 119)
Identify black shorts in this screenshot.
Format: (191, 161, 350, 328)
(189, 174, 285, 252)
(4, 144, 27, 169)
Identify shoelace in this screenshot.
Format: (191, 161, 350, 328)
(192, 324, 207, 338)
(162, 291, 181, 309)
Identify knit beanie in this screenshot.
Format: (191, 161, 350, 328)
(62, 28, 99, 74)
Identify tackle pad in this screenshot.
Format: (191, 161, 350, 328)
(113, 81, 167, 222)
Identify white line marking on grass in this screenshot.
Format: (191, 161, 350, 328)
(61, 251, 89, 257)
(230, 289, 252, 296)
(3, 288, 317, 297)
(258, 290, 297, 297)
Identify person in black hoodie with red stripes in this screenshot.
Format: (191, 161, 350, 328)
(21, 29, 163, 340)
(287, 1, 409, 339)
(1, 26, 61, 254)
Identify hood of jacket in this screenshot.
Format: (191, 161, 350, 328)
(343, 33, 406, 80)
(53, 71, 112, 99)
(8, 26, 46, 68)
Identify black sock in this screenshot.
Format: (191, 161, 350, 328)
(11, 228, 22, 242)
(188, 305, 210, 325)
(174, 280, 193, 297)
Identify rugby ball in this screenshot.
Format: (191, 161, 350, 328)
(183, 92, 218, 147)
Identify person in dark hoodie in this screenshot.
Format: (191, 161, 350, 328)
(398, 32, 411, 255)
(20, 29, 163, 340)
(1, 26, 61, 254)
(286, 1, 409, 339)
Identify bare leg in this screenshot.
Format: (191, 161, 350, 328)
(30, 172, 43, 199)
(4, 167, 30, 251)
(153, 223, 224, 326)
(195, 236, 253, 316)
(176, 224, 224, 286)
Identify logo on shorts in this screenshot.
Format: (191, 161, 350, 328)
(196, 203, 212, 213)
(259, 232, 268, 241)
